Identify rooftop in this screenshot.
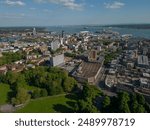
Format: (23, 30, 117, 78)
(76, 61, 102, 78)
(138, 55, 149, 66)
(140, 78, 148, 85)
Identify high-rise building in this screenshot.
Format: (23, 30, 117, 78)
(60, 30, 64, 45)
(60, 38, 63, 45)
(61, 30, 64, 38)
(33, 28, 36, 36)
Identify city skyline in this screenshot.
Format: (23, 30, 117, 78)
(0, 0, 150, 26)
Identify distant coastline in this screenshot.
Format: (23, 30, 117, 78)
(0, 23, 150, 29)
(105, 24, 150, 29)
(0, 24, 150, 39)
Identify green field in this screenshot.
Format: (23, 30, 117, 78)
(0, 83, 11, 105)
(16, 94, 77, 113)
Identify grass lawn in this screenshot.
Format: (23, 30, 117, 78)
(16, 94, 77, 113)
(0, 83, 11, 105)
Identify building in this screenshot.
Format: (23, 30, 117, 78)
(105, 68, 117, 88)
(72, 61, 103, 85)
(51, 40, 60, 51)
(88, 50, 97, 62)
(60, 30, 64, 45)
(60, 38, 64, 45)
(127, 62, 135, 69)
(140, 78, 150, 89)
(97, 46, 102, 51)
(0, 65, 7, 74)
(39, 45, 48, 53)
(33, 28, 36, 36)
(137, 55, 149, 68)
(79, 31, 90, 37)
(50, 54, 64, 66)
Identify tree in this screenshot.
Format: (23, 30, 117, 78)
(137, 94, 145, 105)
(5, 71, 18, 85)
(131, 100, 138, 113)
(130, 94, 138, 113)
(32, 89, 41, 99)
(76, 99, 98, 113)
(63, 77, 77, 92)
(82, 83, 100, 102)
(40, 89, 48, 97)
(74, 102, 79, 112)
(145, 102, 150, 113)
(102, 96, 111, 112)
(0, 52, 25, 66)
(117, 92, 130, 113)
(77, 100, 87, 112)
(11, 87, 30, 105)
(15, 74, 27, 88)
(119, 100, 130, 113)
(103, 96, 111, 108)
(48, 80, 63, 95)
(136, 104, 145, 113)
(75, 83, 101, 113)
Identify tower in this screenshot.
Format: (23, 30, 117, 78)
(60, 30, 64, 45)
(33, 28, 36, 36)
(61, 30, 64, 38)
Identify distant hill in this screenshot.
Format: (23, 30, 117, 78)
(0, 27, 46, 33)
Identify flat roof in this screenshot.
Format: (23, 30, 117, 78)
(109, 69, 116, 74)
(80, 31, 89, 33)
(140, 78, 148, 85)
(138, 55, 149, 66)
(111, 60, 117, 65)
(76, 62, 102, 78)
(143, 73, 150, 78)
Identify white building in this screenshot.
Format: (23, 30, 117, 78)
(138, 55, 149, 68)
(60, 38, 64, 45)
(140, 78, 150, 89)
(50, 54, 64, 66)
(97, 46, 102, 51)
(51, 40, 60, 51)
(33, 28, 36, 36)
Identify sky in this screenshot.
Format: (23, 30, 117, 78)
(0, 0, 150, 26)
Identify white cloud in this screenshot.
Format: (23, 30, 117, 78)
(104, 1, 125, 9)
(4, 0, 26, 6)
(34, 0, 83, 10)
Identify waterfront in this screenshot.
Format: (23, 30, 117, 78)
(46, 25, 150, 39)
